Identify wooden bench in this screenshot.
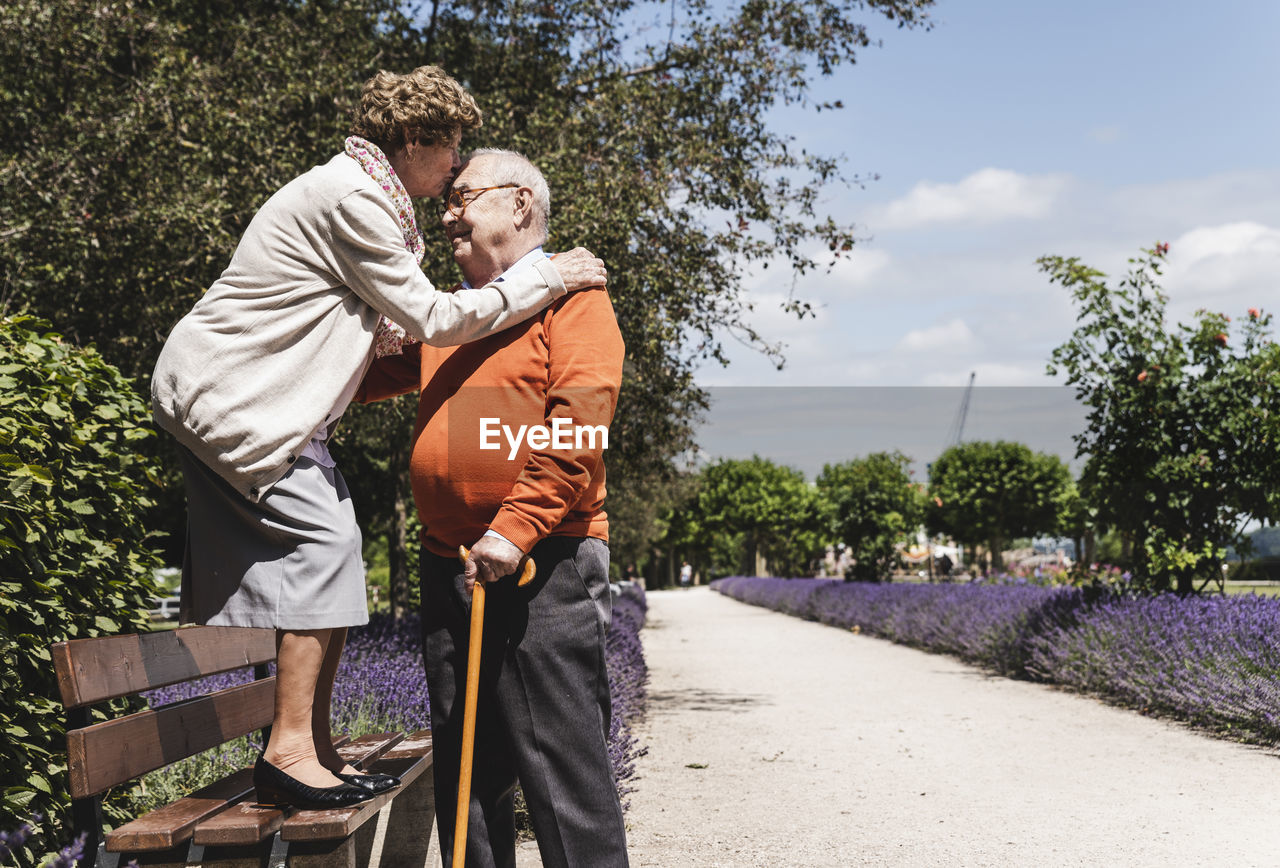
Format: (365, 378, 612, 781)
(51, 625, 435, 868)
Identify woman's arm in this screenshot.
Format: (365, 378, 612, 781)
(326, 189, 605, 347)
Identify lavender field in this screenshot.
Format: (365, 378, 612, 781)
(137, 584, 649, 814)
(713, 576, 1280, 746)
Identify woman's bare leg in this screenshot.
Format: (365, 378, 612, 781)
(262, 628, 346, 788)
(313, 626, 359, 775)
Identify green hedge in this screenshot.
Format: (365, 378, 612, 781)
(0, 316, 162, 861)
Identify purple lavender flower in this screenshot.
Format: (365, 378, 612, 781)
(0, 822, 100, 868)
(40, 831, 87, 868)
(0, 820, 33, 861)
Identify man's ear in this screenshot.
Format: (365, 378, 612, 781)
(512, 186, 535, 229)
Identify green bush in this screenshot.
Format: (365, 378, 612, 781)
(0, 316, 162, 861)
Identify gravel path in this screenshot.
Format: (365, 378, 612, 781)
(618, 586, 1280, 867)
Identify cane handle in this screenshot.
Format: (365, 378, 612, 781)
(457, 544, 536, 586)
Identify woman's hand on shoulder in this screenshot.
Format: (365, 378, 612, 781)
(550, 247, 608, 292)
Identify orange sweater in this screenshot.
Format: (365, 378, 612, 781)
(359, 286, 624, 558)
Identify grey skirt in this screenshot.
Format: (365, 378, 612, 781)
(178, 448, 369, 630)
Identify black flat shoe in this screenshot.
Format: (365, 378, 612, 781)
(253, 756, 376, 809)
(336, 771, 401, 794)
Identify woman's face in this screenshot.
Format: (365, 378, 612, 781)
(398, 130, 462, 198)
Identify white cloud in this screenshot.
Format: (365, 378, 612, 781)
(896, 318, 976, 352)
(828, 248, 891, 287)
(873, 168, 1068, 230)
(1173, 221, 1280, 264)
(1162, 221, 1280, 316)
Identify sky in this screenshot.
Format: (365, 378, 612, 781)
(691, 0, 1280, 473)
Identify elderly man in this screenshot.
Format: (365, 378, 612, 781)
(359, 149, 627, 867)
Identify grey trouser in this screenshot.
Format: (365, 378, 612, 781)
(420, 535, 628, 868)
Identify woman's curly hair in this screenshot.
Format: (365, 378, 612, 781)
(350, 66, 482, 153)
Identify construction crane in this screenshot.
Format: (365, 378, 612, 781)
(946, 371, 975, 446)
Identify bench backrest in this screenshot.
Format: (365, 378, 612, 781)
(51, 626, 277, 799)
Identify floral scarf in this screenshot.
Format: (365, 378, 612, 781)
(344, 135, 421, 357)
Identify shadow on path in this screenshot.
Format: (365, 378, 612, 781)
(645, 687, 769, 714)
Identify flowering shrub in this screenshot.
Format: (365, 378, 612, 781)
(134, 583, 649, 818)
(714, 576, 1280, 746)
(1023, 593, 1280, 743)
(714, 576, 1086, 677)
(604, 586, 649, 807)
(1042, 244, 1280, 594)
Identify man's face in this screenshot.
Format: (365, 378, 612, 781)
(441, 157, 520, 285)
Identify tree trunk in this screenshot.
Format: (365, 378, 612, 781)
(387, 484, 410, 619)
(989, 537, 1005, 572)
(1176, 569, 1195, 596)
(645, 549, 661, 589)
(383, 456, 415, 619)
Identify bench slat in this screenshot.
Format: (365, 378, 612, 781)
(192, 732, 408, 847)
(105, 767, 255, 851)
(380, 729, 432, 760)
(193, 800, 288, 849)
(67, 678, 275, 798)
(52, 625, 276, 709)
(336, 731, 405, 766)
(280, 751, 432, 841)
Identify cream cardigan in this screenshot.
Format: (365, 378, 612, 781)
(152, 152, 566, 501)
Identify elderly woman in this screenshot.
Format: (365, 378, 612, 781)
(151, 66, 605, 809)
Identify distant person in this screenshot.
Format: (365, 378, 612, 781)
(624, 562, 645, 590)
(680, 561, 693, 587)
(937, 553, 954, 579)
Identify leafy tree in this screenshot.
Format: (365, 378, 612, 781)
(1055, 476, 1094, 568)
(673, 456, 829, 577)
(926, 440, 1071, 573)
(817, 451, 922, 581)
(603, 469, 700, 584)
(1, 0, 935, 580)
(1042, 244, 1280, 594)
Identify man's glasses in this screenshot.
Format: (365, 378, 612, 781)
(442, 184, 518, 218)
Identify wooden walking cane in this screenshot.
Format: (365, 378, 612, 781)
(453, 545, 536, 868)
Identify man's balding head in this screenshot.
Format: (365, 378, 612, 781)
(441, 149, 551, 286)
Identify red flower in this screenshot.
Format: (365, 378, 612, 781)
(1155, 241, 1170, 256)
(1214, 333, 1228, 346)
(933, 496, 943, 508)
(1249, 307, 1260, 318)
(1137, 371, 1148, 382)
